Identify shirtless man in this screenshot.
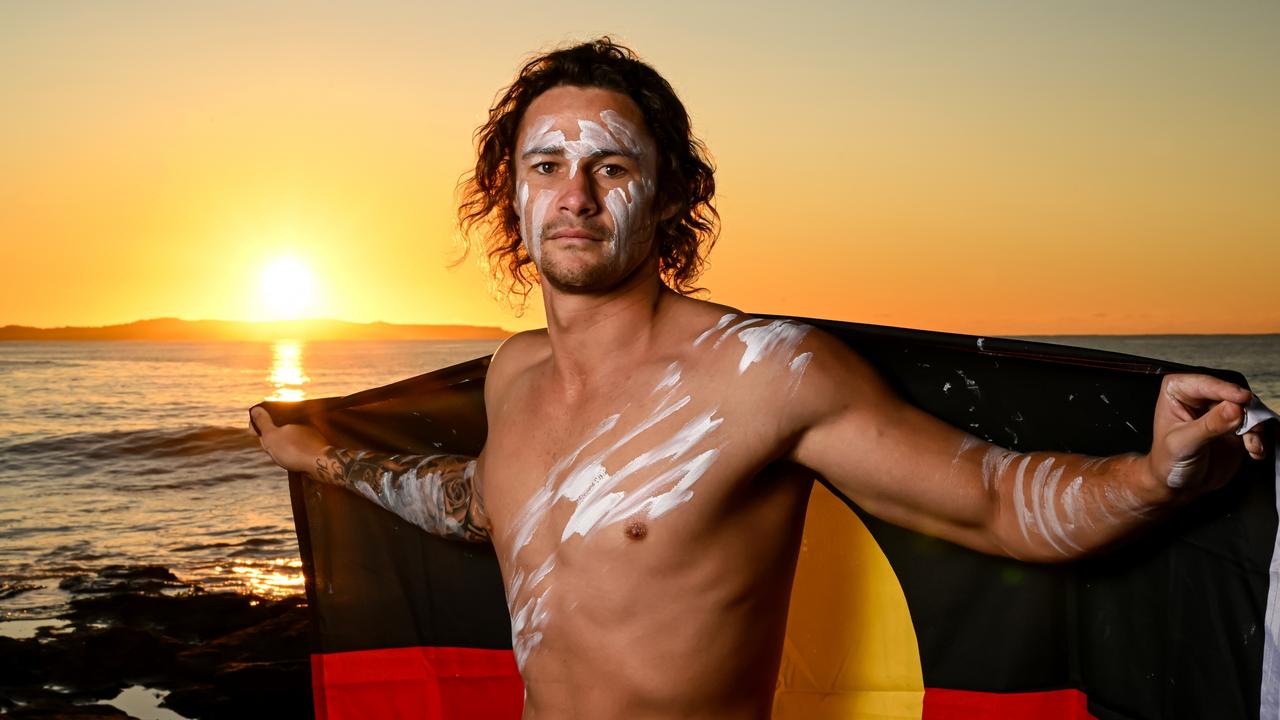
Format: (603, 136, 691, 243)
(251, 39, 1270, 719)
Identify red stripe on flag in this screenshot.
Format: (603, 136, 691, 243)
(924, 687, 1096, 719)
(312, 646, 524, 720)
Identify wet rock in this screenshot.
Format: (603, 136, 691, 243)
(48, 625, 178, 692)
(66, 589, 301, 644)
(59, 565, 184, 595)
(175, 601, 309, 672)
(163, 660, 312, 719)
(2, 565, 311, 718)
(1, 702, 130, 718)
(0, 581, 44, 600)
(0, 634, 49, 686)
(99, 565, 179, 582)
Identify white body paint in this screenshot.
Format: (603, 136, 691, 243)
(500, 314, 815, 671)
(736, 320, 811, 375)
(347, 453, 479, 537)
(981, 446, 1017, 493)
(1013, 455, 1035, 543)
(1060, 476, 1085, 529)
(694, 313, 813, 387)
(1165, 457, 1196, 488)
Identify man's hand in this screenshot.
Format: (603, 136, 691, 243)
(250, 405, 331, 474)
(1144, 373, 1267, 502)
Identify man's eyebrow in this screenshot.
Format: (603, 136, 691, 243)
(520, 146, 638, 160)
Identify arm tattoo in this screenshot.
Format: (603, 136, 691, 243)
(312, 448, 489, 543)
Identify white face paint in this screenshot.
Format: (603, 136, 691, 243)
(516, 181, 554, 266)
(514, 107, 657, 282)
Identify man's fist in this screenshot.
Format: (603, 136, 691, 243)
(1145, 373, 1268, 500)
(250, 405, 331, 474)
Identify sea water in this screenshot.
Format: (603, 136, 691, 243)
(0, 334, 1276, 631)
(0, 338, 502, 630)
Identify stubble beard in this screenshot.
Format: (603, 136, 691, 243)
(539, 237, 650, 293)
(535, 220, 656, 294)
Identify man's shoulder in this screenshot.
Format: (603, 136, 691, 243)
(485, 329, 550, 400)
(681, 308, 881, 419)
(680, 304, 819, 371)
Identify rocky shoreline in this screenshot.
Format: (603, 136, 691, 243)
(0, 566, 311, 718)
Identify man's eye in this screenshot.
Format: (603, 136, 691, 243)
(534, 161, 557, 174)
(599, 164, 626, 178)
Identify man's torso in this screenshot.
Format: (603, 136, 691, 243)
(479, 298, 822, 718)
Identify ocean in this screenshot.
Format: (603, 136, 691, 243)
(1, 334, 1276, 638)
(0, 338, 503, 638)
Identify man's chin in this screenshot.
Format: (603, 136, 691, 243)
(540, 257, 627, 295)
(542, 270, 617, 295)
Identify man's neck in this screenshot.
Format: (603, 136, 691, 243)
(541, 263, 671, 397)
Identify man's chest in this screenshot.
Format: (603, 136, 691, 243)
(479, 364, 782, 562)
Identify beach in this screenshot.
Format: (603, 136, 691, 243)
(1, 333, 1276, 717)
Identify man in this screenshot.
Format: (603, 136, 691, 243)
(252, 39, 1270, 718)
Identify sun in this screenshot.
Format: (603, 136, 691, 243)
(259, 256, 315, 321)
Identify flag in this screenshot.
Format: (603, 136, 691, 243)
(256, 318, 1278, 719)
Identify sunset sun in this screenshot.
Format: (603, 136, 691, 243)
(259, 256, 315, 321)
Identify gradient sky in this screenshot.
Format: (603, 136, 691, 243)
(3, 1, 1277, 334)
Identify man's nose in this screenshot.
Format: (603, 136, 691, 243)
(557, 167, 599, 217)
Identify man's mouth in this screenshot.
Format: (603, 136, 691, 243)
(546, 229, 603, 242)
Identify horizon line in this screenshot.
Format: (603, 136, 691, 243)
(2, 315, 1277, 338)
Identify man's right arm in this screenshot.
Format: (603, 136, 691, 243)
(249, 406, 489, 543)
(312, 448, 488, 542)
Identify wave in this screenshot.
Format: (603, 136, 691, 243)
(0, 425, 262, 463)
(149, 470, 266, 490)
(0, 358, 81, 369)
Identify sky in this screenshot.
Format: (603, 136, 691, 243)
(3, 1, 1277, 335)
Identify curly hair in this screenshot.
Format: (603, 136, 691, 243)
(457, 38, 718, 307)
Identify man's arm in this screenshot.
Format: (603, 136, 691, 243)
(785, 331, 1267, 562)
(250, 406, 490, 543)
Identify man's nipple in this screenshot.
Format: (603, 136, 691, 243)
(623, 519, 648, 540)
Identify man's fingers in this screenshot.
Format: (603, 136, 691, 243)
(1166, 399, 1245, 456)
(249, 406, 276, 436)
(1164, 374, 1253, 409)
(1243, 426, 1269, 461)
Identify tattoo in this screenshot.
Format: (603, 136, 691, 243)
(312, 449, 489, 542)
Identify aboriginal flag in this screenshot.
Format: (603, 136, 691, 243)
(255, 318, 1279, 720)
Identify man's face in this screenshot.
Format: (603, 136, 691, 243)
(513, 85, 659, 293)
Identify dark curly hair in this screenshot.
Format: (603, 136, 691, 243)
(457, 38, 718, 307)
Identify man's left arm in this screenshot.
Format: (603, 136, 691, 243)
(785, 330, 1270, 562)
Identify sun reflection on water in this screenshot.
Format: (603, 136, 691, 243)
(218, 558, 305, 598)
(266, 340, 309, 401)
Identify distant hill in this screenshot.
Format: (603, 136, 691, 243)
(0, 318, 513, 342)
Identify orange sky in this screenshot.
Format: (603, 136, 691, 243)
(3, 2, 1277, 334)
